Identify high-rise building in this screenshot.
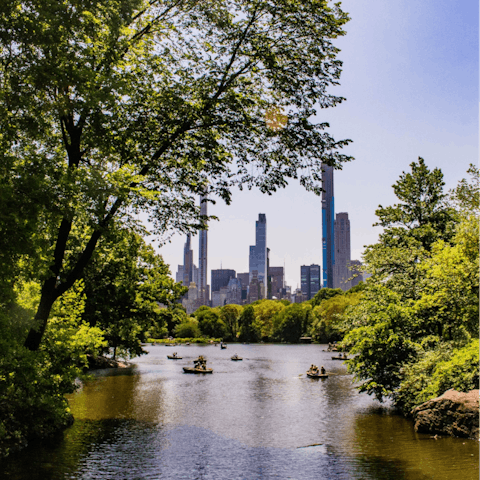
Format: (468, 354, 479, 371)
(226, 278, 242, 305)
(211, 287, 228, 308)
(237, 272, 249, 302)
(247, 270, 260, 303)
(301, 265, 310, 298)
(322, 164, 335, 288)
(300, 264, 321, 300)
(268, 266, 284, 299)
(183, 234, 194, 288)
(333, 212, 351, 291)
(349, 260, 364, 288)
(211, 269, 236, 293)
(175, 265, 184, 284)
(198, 195, 209, 305)
(249, 214, 267, 296)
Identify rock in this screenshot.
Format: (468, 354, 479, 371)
(412, 389, 479, 440)
(86, 354, 130, 370)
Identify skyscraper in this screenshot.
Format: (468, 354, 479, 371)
(198, 195, 208, 304)
(183, 234, 193, 288)
(211, 269, 236, 293)
(333, 212, 351, 291)
(268, 266, 284, 299)
(300, 264, 321, 300)
(249, 213, 267, 288)
(322, 164, 335, 288)
(349, 260, 364, 288)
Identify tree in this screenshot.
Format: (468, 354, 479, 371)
(343, 165, 479, 408)
(273, 303, 310, 343)
(194, 306, 227, 339)
(82, 229, 186, 358)
(174, 318, 201, 339)
(238, 305, 257, 343)
(156, 304, 189, 338)
(364, 158, 455, 299)
(252, 299, 286, 340)
(310, 291, 361, 343)
(373, 158, 454, 250)
(310, 288, 344, 307)
(0, 0, 352, 350)
(219, 304, 243, 341)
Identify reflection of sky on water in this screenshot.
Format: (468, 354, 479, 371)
(3, 344, 478, 480)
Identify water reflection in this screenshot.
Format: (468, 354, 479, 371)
(1, 344, 478, 480)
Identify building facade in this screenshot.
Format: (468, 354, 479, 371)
(249, 214, 267, 291)
(183, 234, 194, 288)
(349, 259, 364, 288)
(211, 269, 236, 294)
(333, 212, 351, 291)
(226, 278, 242, 305)
(175, 265, 184, 284)
(198, 195, 209, 305)
(300, 264, 321, 300)
(321, 164, 335, 288)
(268, 266, 284, 299)
(237, 272, 250, 303)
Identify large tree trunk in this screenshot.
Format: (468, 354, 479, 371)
(23, 277, 59, 351)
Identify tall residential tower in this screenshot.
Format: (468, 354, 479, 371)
(333, 212, 351, 291)
(198, 195, 209, 304)
(249, 214, 267, 299)
(249, 214, 267, 284)
(321, 163, 335, 288)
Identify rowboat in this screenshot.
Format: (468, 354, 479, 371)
(167, 355, 182, 359)
(307, 372, 328, 378)
(183, 367, 213, 374)
(231, 355, 242, 361)
(331, 356, 347, 360)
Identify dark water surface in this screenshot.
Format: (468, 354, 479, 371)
(2, 344, 478, 479)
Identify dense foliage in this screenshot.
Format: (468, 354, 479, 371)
(342, 161, 479, 413)
(0, 0, 352, 456)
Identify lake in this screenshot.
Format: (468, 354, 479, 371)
(2, 344, 478, 479)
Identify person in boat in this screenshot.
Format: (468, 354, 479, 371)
(172, 352, 177, 358)
(194, 355, 207, 369)
(320, 366, 326, 375)
(343, 352, 348, 359)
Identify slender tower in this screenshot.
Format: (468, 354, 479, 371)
(183, 234, 193, 288)
(333, 212, 351, 291)
(198, 195, 208, 304)
(249, 214, 267, 285)
(321, 163, 335, 288)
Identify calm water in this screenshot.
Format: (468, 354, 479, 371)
(2, 344, 478, 479)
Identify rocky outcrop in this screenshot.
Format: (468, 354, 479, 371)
(412, 389, 479, 440)
(86, 354, 130, 370)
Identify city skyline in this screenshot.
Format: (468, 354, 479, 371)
(154, 0, 477, 289)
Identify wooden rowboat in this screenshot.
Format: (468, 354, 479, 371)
(331, 356, 347, 360)
(307, 372, 328, 378)
(167, 355, 182, 359)
(231, 355, 242, 361)
(183, 367, 213, 374)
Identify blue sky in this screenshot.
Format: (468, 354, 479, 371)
(155, 0, 478, 290)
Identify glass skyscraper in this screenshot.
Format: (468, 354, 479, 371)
(249, 214, 267, 288)
(322, 163, 335, 288)
(301, 264, 321, 300)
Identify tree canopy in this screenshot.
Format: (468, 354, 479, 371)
(343, 164, 479, 409)
(0, 0, 352, 350)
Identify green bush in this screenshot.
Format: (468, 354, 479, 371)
(396, 339, 479, 414)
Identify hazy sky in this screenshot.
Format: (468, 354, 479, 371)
(153, 0, 478, 290)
